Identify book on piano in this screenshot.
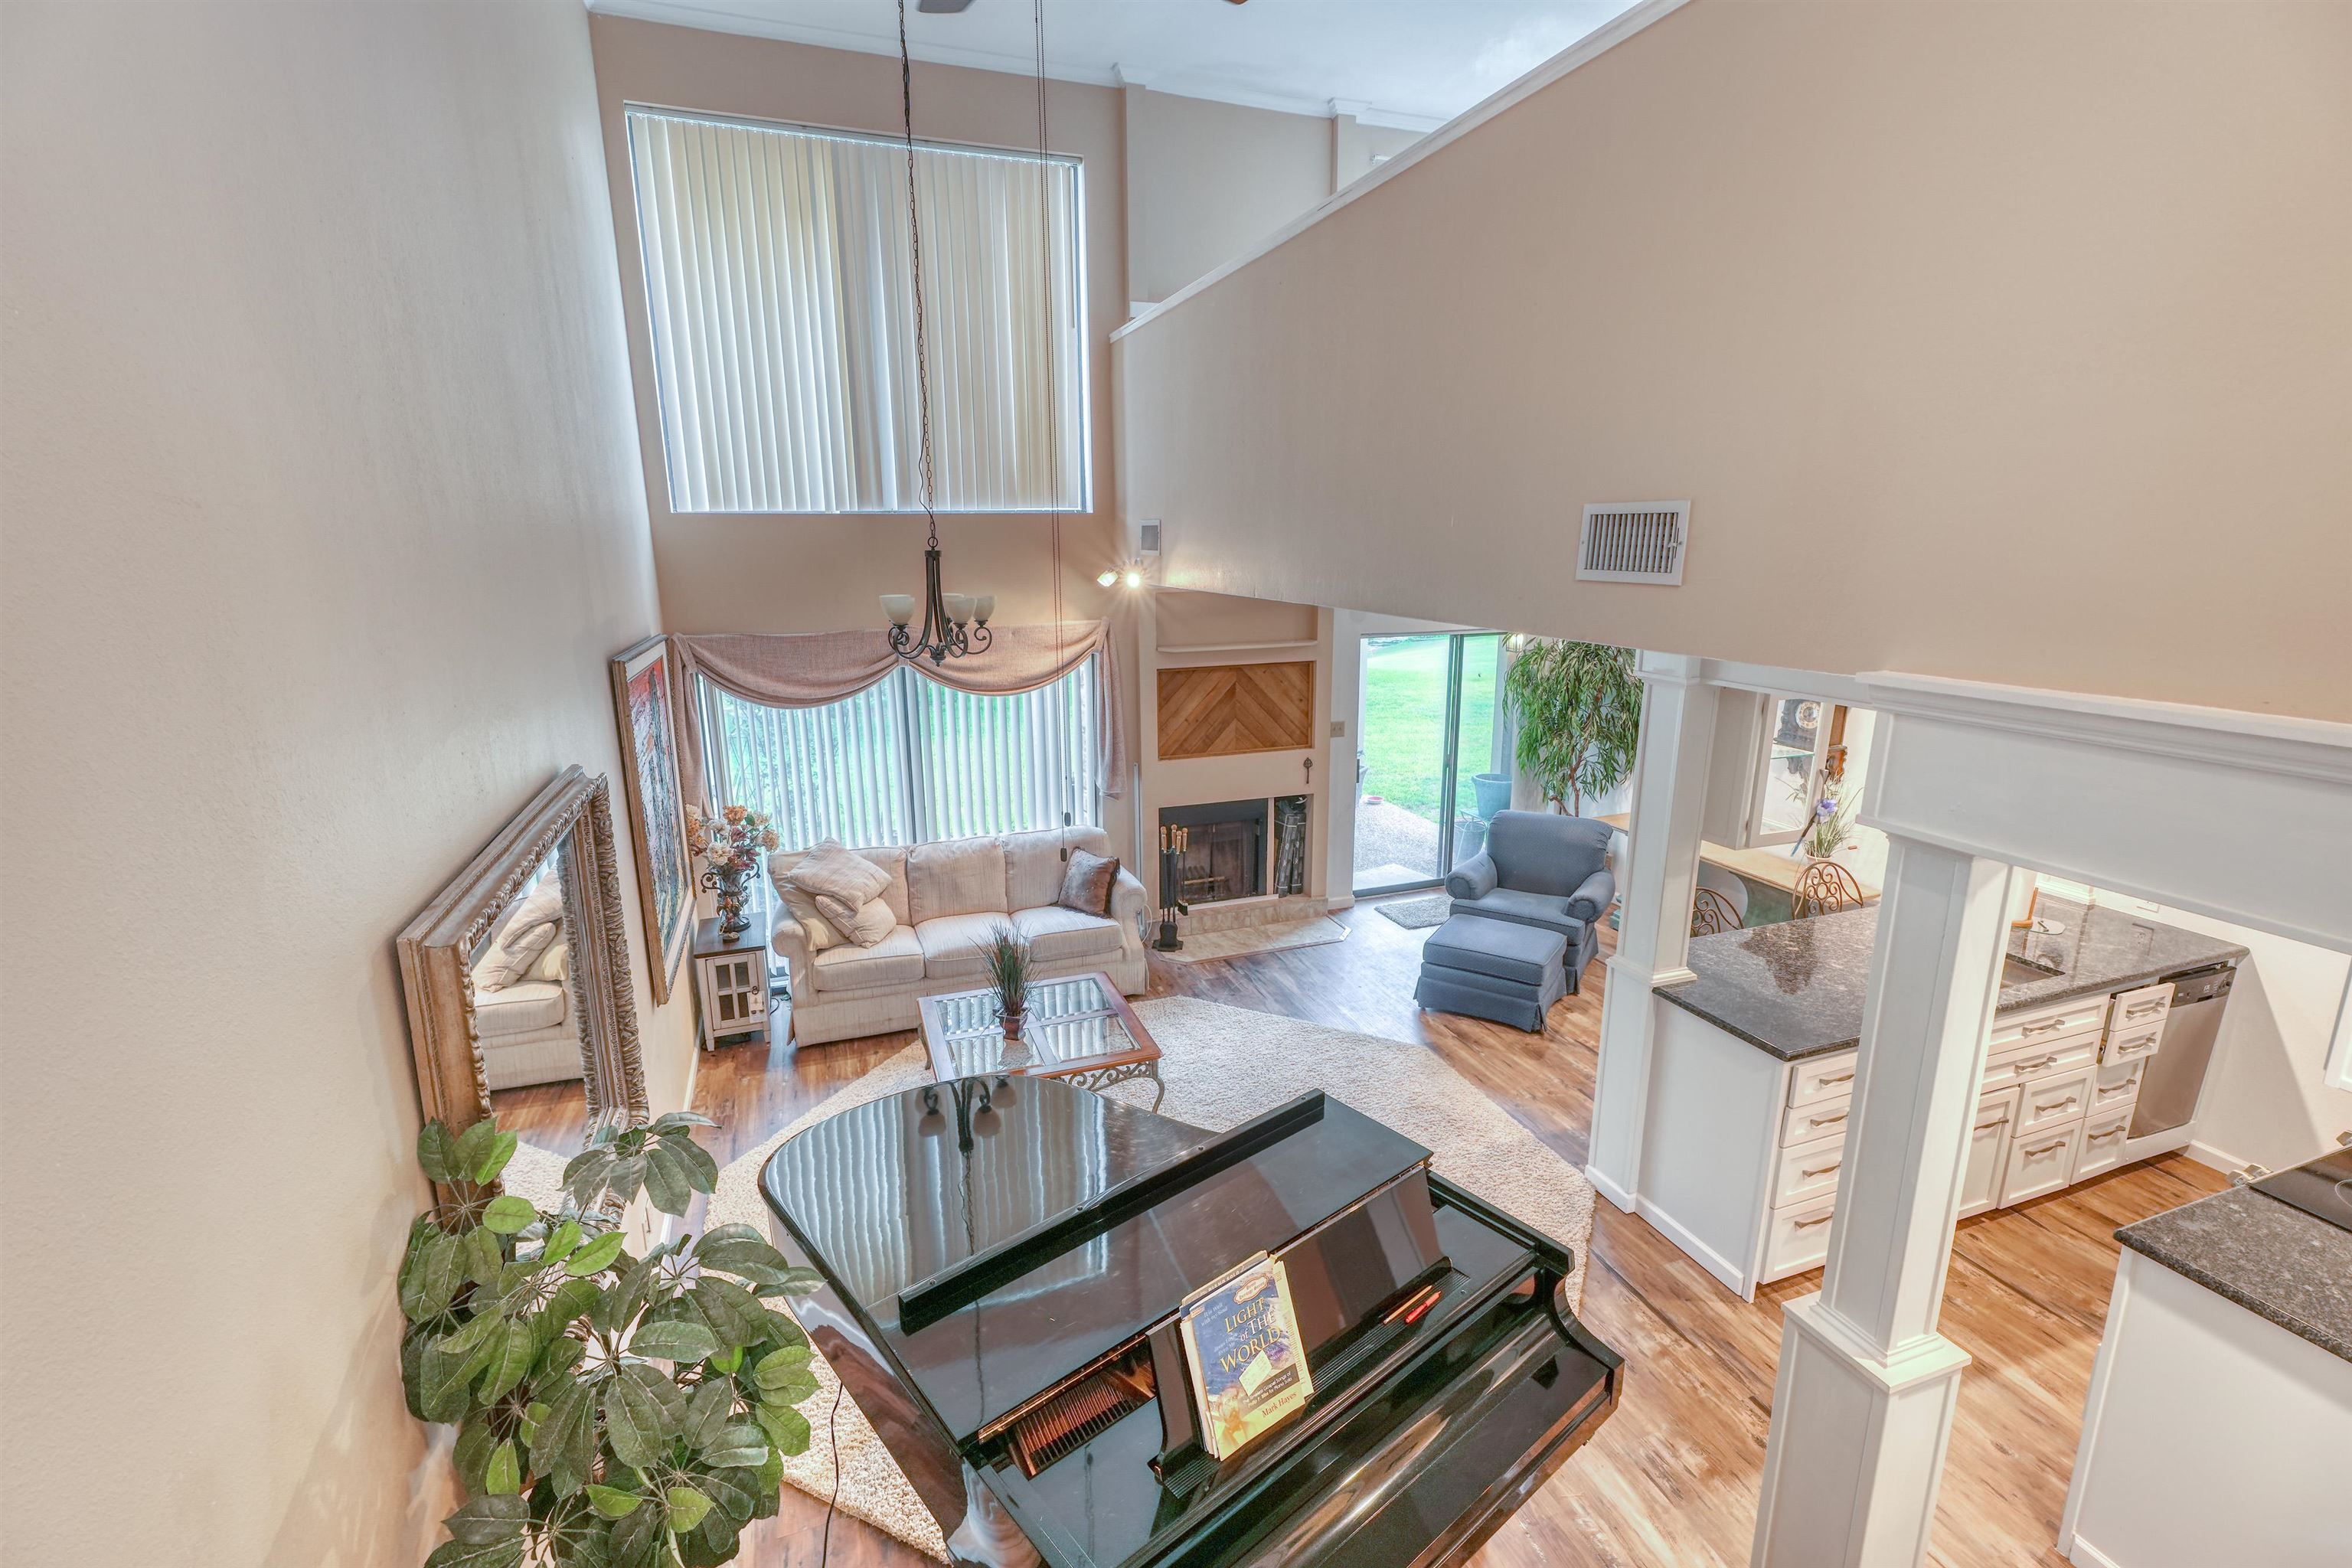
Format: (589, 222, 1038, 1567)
(760, 1076, 1623, 1568)
(1178, 1252, 1313, 1460)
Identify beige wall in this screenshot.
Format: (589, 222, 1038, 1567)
(0, 4, 688, 1564)
(1117, 0, 2352, 723)
(1123, 87, 1334, 305)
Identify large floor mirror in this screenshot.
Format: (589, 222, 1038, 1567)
(397, 766, 647, 1197)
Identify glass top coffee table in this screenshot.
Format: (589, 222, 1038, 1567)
(916, 970, 1165, 1109)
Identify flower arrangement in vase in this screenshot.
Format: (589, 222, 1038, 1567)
(687, 805, 780, 942)
(1800, 789, 1858, 861)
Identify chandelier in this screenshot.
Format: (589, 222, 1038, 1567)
(880, 0, 994, 665)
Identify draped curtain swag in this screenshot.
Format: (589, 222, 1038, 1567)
(668, 622, 1125, 809)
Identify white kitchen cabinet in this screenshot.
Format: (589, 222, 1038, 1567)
(2074, 1106, 2134, 1179)
(1958, 1086, 2020, 1220)
(2017, 1067, 2095, 1136)
(1999, 1118, 2084, 1206)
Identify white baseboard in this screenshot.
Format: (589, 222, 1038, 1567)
(1584, 1163, 1637, 1215)
(2185, 1136, 2249, 1174)
(1634, 1194, 1749, 1296)
(2063, 1533, 2125, 1568)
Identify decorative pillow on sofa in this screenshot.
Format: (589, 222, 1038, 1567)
(1056, 848, 1119, 917)
(838, 897, 895, 948)
(475, 918, 557, 991)
(778, 886, 838, 952)
(527, 939, 568, 985)
(786, 840, 890, 932)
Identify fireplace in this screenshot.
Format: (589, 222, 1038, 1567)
(1158, 799, 1267, 908)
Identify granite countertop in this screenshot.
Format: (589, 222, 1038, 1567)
(1655, 895, 2247, 1061)
(2115, 1184, 2352, 1363)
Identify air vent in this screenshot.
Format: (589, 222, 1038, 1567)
(1576, 501, 1689, 585)
(1137, 518, 1162, 560)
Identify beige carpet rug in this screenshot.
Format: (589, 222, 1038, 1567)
(687, 995, 1597, 1560)
(1153, 914, 1348, 962)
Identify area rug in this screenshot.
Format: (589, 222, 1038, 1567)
(1152, 913, 1348, 962)
(1375, 892, 1454, 929)
(695, 996, 1597, 1559)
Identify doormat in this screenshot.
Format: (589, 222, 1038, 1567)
(1376, 893, 1454, 929)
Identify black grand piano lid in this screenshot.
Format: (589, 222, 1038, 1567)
(760, 1077, 1438, 1443)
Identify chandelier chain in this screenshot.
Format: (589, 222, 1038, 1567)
(897, 0, 938, 548)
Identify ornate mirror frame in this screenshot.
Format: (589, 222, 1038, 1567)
(397, 766, 648, 1197)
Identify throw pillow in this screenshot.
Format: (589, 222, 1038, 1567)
(475, 919, 557, 991)
(527, 939, 568, 985)
(840, 896, 895, 948)
(1056, 848, 1119, 916)
(495, 881, 564, 948)
(785, 840, 888, 928)
(778, 886, 837, 953)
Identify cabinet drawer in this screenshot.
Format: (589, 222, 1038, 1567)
(1788, 1050, 1860, 1109)
(1988, 994, 2109, 1054)
(2109, 981, 2173, 1033)
(1771, 1130, 1850, 1210)
(1781, 1093, 1855, 1147)
(1762, 1193, 1838, 1281)
(2017, 1067, 2094, 1135)
(2102, 1016, 2164, 1067)
(1982, 1033, 2099, 1093)
(2075, 1106, 2134, 1180)
(2092, 1059, 2145, 1114)
(1998, 1119, 2084, 1207)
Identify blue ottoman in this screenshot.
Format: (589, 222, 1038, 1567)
(1415, 913, 1568, 1033)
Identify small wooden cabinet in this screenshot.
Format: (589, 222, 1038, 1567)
(691, 916, 771, 1051)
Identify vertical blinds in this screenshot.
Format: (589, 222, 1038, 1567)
(702, 658, 1102, 853)
(626, 106, 1089, 514)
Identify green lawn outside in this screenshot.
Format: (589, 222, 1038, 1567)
(1357, 634, 1503, 823)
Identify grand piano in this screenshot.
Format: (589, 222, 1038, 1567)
(761, 1074, 1622, 1567)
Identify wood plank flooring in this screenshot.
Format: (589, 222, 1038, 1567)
(492, 901, 2224, 1568)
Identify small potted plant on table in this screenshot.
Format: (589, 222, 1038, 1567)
(976, 923, 1033, 1040)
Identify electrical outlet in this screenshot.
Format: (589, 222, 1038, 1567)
(1329, 720, 1347, 739)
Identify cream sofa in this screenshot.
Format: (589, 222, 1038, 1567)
(769, 826, 1146, 1046)
(470, 957, 582, 1091)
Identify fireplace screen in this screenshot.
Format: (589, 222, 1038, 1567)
(1158, 799, 1268, 907)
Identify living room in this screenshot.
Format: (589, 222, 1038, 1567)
(4, 5, 2346, 1568)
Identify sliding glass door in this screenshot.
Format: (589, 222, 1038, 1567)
(1353, 632, 1508, 896)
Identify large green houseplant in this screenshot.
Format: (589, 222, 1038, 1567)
(400, 1112, 822, 1568)
(1501, 639, 1642, 815)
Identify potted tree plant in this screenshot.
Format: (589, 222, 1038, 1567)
(1501, 639, 1642, 815)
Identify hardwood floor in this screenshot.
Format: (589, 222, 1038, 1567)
(498, 902, 2225, 1568)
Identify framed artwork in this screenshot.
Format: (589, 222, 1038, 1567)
(609, 635, 691, 1004)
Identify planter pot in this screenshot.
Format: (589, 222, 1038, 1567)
(1472, 772, 1513, 822)
(998, 1001, 1027, 1040)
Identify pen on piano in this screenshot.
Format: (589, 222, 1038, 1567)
(1383, 1283, 1445, 1326)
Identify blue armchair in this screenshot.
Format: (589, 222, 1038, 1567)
(1444, 811, 1615, 987)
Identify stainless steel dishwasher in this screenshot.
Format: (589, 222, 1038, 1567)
(2128, 962, 2238, 1138)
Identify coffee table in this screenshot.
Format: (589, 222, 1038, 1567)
(916, 970, 1165, 1110)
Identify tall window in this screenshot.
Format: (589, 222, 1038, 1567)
(625, 106, 1089, 514)
(702, 659, 1103, 851)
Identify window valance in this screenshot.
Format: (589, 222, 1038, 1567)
(668, 622, 1125, 807)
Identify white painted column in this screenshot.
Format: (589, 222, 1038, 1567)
(1751, 835, 2016, 1568)
(1586, 653, 1717, 1211)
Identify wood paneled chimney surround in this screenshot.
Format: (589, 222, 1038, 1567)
(1157, 660, 1315, 759)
